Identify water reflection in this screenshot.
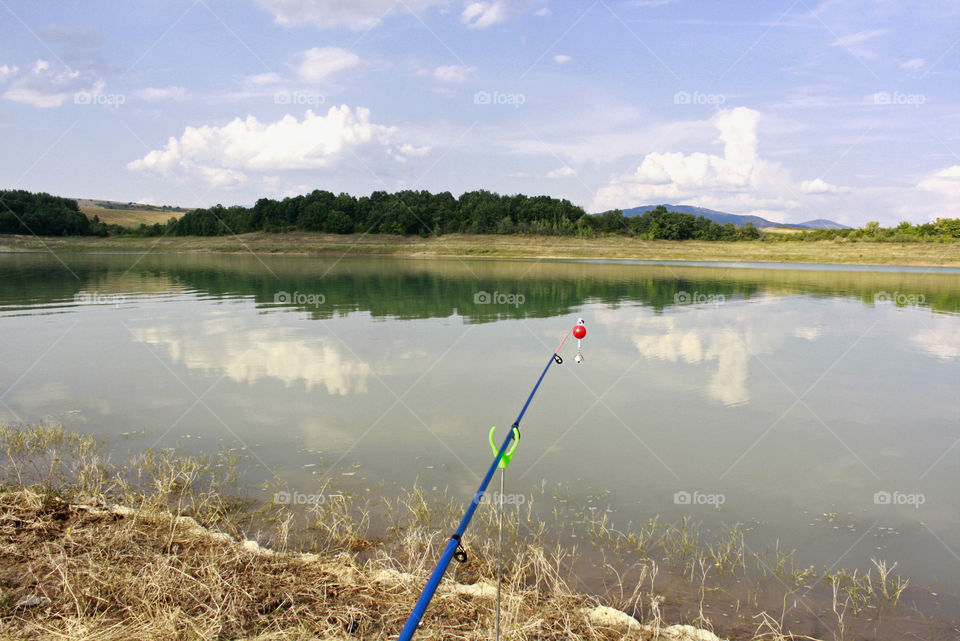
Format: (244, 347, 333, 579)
(1, 252, 960, 593)
(911, 318, 960, 360)
(133, 313, 373, 395)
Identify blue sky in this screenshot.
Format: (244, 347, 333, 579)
(1, 0, 958, 225)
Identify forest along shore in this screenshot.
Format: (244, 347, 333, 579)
(3, 232, 960, 267)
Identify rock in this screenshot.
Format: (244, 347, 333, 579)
(111, 505, 137, 517)
(15, 595, 51, 608)
(242, 539, 273, 555)
(447, 580, 497, 600)
(583, 605, 642, 629)
(371, 567, 416, 584)
(659, 624, 724, 641)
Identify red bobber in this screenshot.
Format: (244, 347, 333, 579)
(573, 325, 586, 339)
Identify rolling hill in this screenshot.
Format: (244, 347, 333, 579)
(76, 199, 189, 228)
(620, 204, 850, 230)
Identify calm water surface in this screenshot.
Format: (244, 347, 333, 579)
(1, 252, 958, 600)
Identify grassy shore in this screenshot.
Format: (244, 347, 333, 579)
(2, 233, 960, 267)
(2, 425, 950, 641)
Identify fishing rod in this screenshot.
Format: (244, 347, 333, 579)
(398, 319, 587, 641)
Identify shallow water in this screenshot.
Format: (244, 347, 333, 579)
(1, 252, 958, 607)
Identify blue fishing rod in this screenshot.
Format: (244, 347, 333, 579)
(398, 319, 587, 641)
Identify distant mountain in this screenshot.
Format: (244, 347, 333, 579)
(795, 218, 849, 229)
(619, 204, 850, 230)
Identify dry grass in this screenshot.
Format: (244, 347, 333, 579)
(2, 425, 943, 641)
(2, 232, 960, 267)
(0, 426, 708, 641)
(77, 207, 182, 229)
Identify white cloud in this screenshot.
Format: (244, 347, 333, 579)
(830, 28, 887, 60)
(433, 64, 476, 83)
(832, 28, 887, 47)
(298, 47, 362, 82)
(553, 54, 572, 64)
(135, 86, 186, 102)
(399, 143, 431, 157)
(461, 1, 510, 28)
(899, 57, 925, 72)
(917, 165, 960, 216)
(0, 64, 18, 82)
(546, 165, 575, 178)
(257, 0, 448, 31)
(534, 7, 551, 16)
(247, 72, 284, 85)
(593, 107, 791, 211)
(2, 58, 103, 108)
(800, 178, 840, 194)
(128, 105, 425, 187)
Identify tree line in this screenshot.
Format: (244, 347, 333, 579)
(3, 188, 960, 242)
(165, 192, 762, 240)
(0, 190, 107, 236)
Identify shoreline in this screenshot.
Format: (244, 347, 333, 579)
(0, 487, 725, 641)
(3, 232, 960, 268)
(1, 425, 954, 641)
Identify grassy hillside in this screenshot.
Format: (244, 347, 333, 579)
(76, 198, 188, 228)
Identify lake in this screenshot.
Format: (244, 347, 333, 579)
(1, 251, 958, 609)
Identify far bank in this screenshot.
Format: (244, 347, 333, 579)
(3, 232, 960, 267)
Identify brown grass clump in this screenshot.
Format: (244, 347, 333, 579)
(0, 425, 679, 641)
(0, 486, 662, 641)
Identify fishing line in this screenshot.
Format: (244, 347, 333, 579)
(398, 318, 587, 641)
(495, 466, 504, 641)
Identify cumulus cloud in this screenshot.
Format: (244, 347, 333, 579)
(298, 47, 362, 82)
(2, 59, 103, 108)
(127, 105, 427, 187)
(593, 107, 792, 212)
(135, 86, 186, 102)
(0, 64, 18, 82)
(461, 1, 510, 28)
(800, 178, 841, 194)
(546, 165, 575, 178)
(553, 54, 572, 64)
(257, 0, 447, 31)
(433, 64, 476, 83)
(917, 165, 960, 216)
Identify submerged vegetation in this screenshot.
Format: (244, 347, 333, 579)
(1, 424, 952, 640)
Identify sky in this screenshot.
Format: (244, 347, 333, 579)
(1, 0, 959, 226)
